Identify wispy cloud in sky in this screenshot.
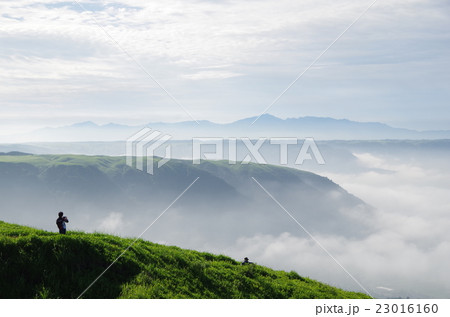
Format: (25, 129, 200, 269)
(0, 0, 449, 134)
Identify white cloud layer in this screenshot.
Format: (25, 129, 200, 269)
(207, 153, 450, 298)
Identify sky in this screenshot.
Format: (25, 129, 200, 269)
(1, 0, 450, 135)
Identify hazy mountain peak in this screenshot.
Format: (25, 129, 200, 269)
(237, 113, 280, 122)
(70, 121, 98, 128)
(6, 114, 450, 142)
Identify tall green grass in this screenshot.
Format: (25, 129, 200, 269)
(0, 221, 371, 299)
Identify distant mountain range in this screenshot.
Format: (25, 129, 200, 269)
(5, 114, 450, 142)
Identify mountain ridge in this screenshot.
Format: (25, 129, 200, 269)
(4, 115, 450, 142)
(0, 154, 374, 242)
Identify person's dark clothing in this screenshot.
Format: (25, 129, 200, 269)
(56, 216, 68, 234)
(241, 258, 253, 265)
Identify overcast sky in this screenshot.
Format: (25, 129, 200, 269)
(1, 0, 449, 135)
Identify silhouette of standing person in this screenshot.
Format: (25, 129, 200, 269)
(56, 212, 69, 234)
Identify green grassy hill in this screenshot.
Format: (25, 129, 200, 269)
(0, 221, 370, 299)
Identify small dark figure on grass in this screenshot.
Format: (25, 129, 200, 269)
(56, 211, 69, 234)
(241, 257, 253, 265)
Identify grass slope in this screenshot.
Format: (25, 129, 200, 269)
(0, 221, 370, 299)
